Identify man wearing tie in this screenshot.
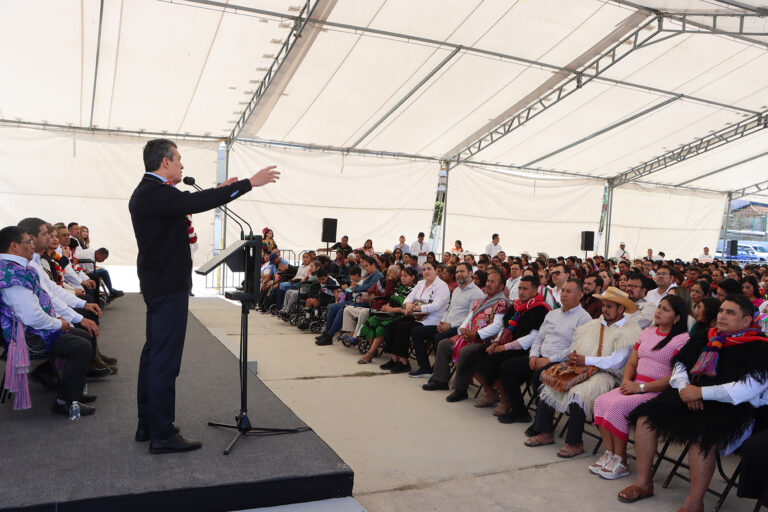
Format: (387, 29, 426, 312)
(129, 139, 279, 454)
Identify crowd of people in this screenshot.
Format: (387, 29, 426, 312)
(0, 218, 122, 418)
(258, 232, 768, 512)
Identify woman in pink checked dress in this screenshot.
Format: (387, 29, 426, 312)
(589, 295, 691, 480)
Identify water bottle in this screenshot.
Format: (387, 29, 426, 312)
(69, 401, 81, 421)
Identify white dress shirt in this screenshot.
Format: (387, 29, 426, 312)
(645, 283, 677, 306)
(29, 253, 85, 324)
(484, 243, 502, 257)
(615, 249, 630, 260)
(627, 298, 656, 330)
(506, 276, 521, 301)
(698, 253, 714, 263)
(404, 277, 450, 326)
(0, 254, 64, 332)
(584, 317, 632, 369)
(441, 281, 485, 327)
(409, 240, 428, 266)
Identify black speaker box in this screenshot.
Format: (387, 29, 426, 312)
(321, 218, 338, 243)
(727, 240, 738, 256)
(580, 231, 595, 251)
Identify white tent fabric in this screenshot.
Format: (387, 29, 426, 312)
(2, 0, 768, 264)
(443, 166, 605, 257)
(227, 142, 438, 253)
(609, 183, 727, 260)
(0, 126, 220, 266)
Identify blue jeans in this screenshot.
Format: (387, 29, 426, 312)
(90, 268, 113, 292)
(324, 301, 354, 336)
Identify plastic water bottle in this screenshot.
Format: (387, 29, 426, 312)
(69, 401, 81, 421)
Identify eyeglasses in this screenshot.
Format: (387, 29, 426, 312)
(551, 271, 562, 276)
(17, 240, 34, 246)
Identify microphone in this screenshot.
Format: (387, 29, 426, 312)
(183, 176, 253, 240)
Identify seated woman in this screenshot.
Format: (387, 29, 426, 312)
(590, 295, 690, 480)
(357, 267, 417, 364)
(357, 239, 375, 257)
(688, 279, 710, 320)
(340, 265, 400, 345)
(441, 265, 458, 294)
(379, 261, 450, 373)
(473, 269, 487, 292)
(451, 240, 463, 255)
(742, 275, 765, 309)
(280, 260, 321, 315)
(392, 247, 403, 264)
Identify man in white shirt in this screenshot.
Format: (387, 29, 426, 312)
(506, 260, 523, 301)
(614, 242, 630, 260)
(548, 262, 570, 308)
(0, 226, 97, 415)
(645, 264, 677, 305)
(410, 232, 428, 266)
(484, 234, 503, 257)
(409, 262, 484, 376)
(698, 246, 714, 263)
(625, 273, 657, 329)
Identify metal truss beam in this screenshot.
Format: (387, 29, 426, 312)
(677, 149, 768, 186)
(227, 0, 320, 144)
(659, 12, 768, 37)
(448, 15, 662, 164)
(714, 0, 768, 16)
(349, 46, 460, 149)
(181, 0, 754, 115)
(732, 178, 768, 200)
(611, 111, 768, 187)
(89, 0, 105, 128)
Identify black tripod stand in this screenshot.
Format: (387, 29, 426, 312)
(199, 237, 310, 455)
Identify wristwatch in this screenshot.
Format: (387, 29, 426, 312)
(639, 383, 646, 394)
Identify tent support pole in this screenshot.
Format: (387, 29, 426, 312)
(604, 183, 614, 257)
(719, 192, 732, 260)
(441, 161, 450, 255)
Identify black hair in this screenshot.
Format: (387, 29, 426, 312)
(317, 255, 330, 264)
(456, 261, 472, 273)
(492, 233, 499, 239)
(473, 269, 487, 288)
(401, 266, 418, 280)
(740, 275, 761, 299)
(520, 274, 540, 288)
(566, 277, 583, 292)
(696, 297, 721, 330)
(443, 265, 456, 279)
(67, 222, 79, 229)
(95, 247, 109, 257)
(316, 268, 328, 278)
(553, 262, 570, 275)
(0, 226, 24, 252)
(586, 272, 603, 289)
(17, 217, 47, 237)
(718, 278, 742, 295)
(653, 294, 689, 350)
(422, 260, 436, 271)
(143, 139, 177, 172)
(723, 293, 756, 318)
(363, 256, 377, 267)
(691, 279, 710, 296)
(348, 265, 362, 277)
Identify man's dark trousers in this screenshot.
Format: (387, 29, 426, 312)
(137, 290, 189, 442)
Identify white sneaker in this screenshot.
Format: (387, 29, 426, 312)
(599, 454, 631, 480)
(588, 450, 613, 474)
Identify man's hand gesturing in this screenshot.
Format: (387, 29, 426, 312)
(249, 166, 280, 188)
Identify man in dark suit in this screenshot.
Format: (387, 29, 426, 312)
(129, 139, 278, 454)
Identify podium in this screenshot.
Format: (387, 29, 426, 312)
(196, 236, 309, 454)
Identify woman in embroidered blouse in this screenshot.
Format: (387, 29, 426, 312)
(590, 295, 690, 480)
(379, 261, 450, 374)
(261, 227, 277, 262)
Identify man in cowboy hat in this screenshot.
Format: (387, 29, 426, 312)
(524, 286, 641, 458)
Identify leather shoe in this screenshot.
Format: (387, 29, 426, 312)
(52, 401, 95, 416)
(79, 393, 98, 404)
(422, 380, 449, 391)
(87, 366, 112, 378)
(497, 410, 532, 424)
(315, 336, 332, 346)
(446, 390, 468, 402)
(136, 425, 180, 442)
(149, 433, 202, 454)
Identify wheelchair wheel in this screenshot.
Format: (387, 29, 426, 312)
(309, 321, 322, 334)
(268, 304, 278, 315)
(289, 313, 301, 326)
(341, 335, 352, 348)
(358, 339, 371, 354)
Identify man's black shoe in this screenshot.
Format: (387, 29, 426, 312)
(149, 433, 201, 454)
(52, 401, 95, 416)
(315, 335, 332, 346)
(379, 359, 398, 370)
(87, 366, 111, 378)
(446, 390, 468, 402)
(110, 290, 125, 299)
(136, 425, 180, 442)
(390, 361, 411, 374)
(524, 424, 539, 437)
(497, 411, 532, 424)
(422, 380, 449, 391)
(79, 394, 98, 404)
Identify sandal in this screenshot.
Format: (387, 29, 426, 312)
(474, 393, 499, 408)
(617, 485, 654, 503)
(357, 353, 374, 364)
(524, 435, 555, 447)
(556, 445, 584, 458)
(492, 402, 511, 416)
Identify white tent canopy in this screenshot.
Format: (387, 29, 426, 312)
(1, 0, 767, 263)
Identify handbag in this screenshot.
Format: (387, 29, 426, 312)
(540, 324, 604, 393)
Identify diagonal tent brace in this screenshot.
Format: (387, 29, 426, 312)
(732, 178, 768, 200)
(611, 111, 768, 187)
(659, 12, 768, 40)
(448, 14, 662, 164)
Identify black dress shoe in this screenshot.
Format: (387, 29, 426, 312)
(315, 337, 332, 346)
(149, 433, 202, 454)
(524, 424, 539, 437)
(52, 401, 95, 416)
(497, 410, 532, 424)
(390, 362, 411, 374)
(379, 359, 398, 370)
(79, 394, 98, 404)
(446, 390, 468, 402)
(422, 380, 449, 391)
(136, 425, 180, 442)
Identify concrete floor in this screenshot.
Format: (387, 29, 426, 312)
(189, 297, 758, 512)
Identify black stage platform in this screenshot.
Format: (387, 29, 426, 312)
(0, 294, 353, 512)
